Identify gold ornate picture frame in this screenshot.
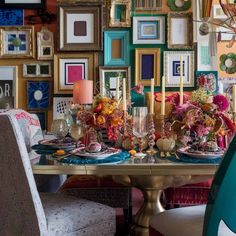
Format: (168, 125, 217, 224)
(135, 48, 160, 86)
(109, 0, 131, 27)
(168, 12, 193, 49)
(0, 26, 35, 58)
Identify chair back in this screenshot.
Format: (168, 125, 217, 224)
(203, 134, 236, 235)
(0, 114, 47, 235)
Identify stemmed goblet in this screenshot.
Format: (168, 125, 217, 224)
(132, 107, 148, 157)
(51, 119, 69, 140)
(69, 122, 84, 148)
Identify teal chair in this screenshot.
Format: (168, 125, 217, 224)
(150, 135, 236, 236)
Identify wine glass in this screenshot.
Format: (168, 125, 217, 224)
(132, 107, 148, 157)
(69, 123, 84, 147)
(51, 119, 69, 140)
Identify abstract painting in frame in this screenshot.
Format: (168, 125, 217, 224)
(27, 81, 50, 109)
(53, 96, 73, 119)
(133, 16, 165, 44)
(0, 66, 18, 108)
(135, 48, 160, 86)
(0, 0, 45, 9)
(99, 66, 131, 99)
(168, 12, 193, 49)
(54, 53, 98, 94)
(163, 51, 195, 87)
(58, 2, 102, 51)
(0, 9, 23, 26)
(104, 30, 129, 66)
(0, 26, 35, 58)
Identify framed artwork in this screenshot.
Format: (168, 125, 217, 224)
(0, 26, 35, 58)
(134, 0, 162, 12)
(167, 0, 191, 11)
(58, 2, 102, 51)
(196, 71, 218, 94)
(0, 0, 45, 8)
(163, 51, 195, 87)
(29, 110, 47, 130)
(99, 66, 131, 99)
(135, 48, 160, 86)
(133, 16, 165, 44)
(220, 53, 236, 74)
(216, 27, 233, 41)
(27, 81, 50, 109)
(0, 9, 23, 26)
(53, 96, 73, 119)
(109, 0, 131, 27)
(54, 53, 98, 94)
(37, 27, 54, 60)
(212, 4, 227, 19)
(104, 30, 129, 66)
(0, 66, 18, 108)
(168, 12, 193, 49)
(23, 62, 52, 77)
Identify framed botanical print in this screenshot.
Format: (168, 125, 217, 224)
(196, 71, 218, 94)
(99, 66, 131, 99)
(104, 30, 129, 66)
(163, 51, 195, 87)
(37, 27, 54, 60)
(133, 16, 165, 44)
(54, 53, 98, 94)
(0, 26, 35, 58)
(0, 0, 45, 9)
(27, 80, 50, 109)
(0, 66, 18, 108)
(168, 12, 193, 49)
(58, 2, 103, 51)
(135, 48, 160, 86)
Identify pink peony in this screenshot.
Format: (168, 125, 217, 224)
(213, 94, 229, 112)
(132, 84, 144, 95)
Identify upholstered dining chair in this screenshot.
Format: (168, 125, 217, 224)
(0, 113, 116, 236)
(150, 135, 236, 236)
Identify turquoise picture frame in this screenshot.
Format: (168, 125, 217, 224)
(104, 30, 129, 66)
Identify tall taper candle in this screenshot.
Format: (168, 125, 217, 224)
(233, 85, 236, 112)
(115, 77, 120, 101)
(122, 78, 127, 111)
(161, 76, 165, 116)
(179, 56, 184, 105)
(150, 78, 154, 114)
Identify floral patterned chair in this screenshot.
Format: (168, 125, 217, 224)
(0, 113, 116, 236)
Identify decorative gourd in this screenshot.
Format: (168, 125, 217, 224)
(156, 138, 175, 152)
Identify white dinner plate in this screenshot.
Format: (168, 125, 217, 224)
(39, 139, 76, 149)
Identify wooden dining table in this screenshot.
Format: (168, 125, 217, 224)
(32, 155, 219, 236)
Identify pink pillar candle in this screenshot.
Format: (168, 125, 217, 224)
(73, 80, 93, 105)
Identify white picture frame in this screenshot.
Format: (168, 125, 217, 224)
(163, 51, 195, 87)
(216, 26, 234, 41)
(133, 16, 165, 44)
(53, 96, 73, 119)
(0, 66, 18, 108)
(212, 4, 227, 19)
(23, 62, 52, 77)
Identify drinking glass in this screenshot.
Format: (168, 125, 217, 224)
(132, 107, 148, 157)
(69, 123, 84, 147)
(51, 119, 69, 139)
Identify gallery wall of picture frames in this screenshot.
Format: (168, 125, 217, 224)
(0, 0, 234, 129)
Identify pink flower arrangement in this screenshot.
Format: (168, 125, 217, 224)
(213, 94, 229, 112)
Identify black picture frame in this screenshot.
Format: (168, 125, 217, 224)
(0, 0, 45, 9)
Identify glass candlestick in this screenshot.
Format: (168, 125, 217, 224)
(146, 114, 157, 155)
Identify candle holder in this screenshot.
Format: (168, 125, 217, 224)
(146, 113, 157, 155)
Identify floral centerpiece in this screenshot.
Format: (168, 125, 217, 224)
(170, 88, 235, 151)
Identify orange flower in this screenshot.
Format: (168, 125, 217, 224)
(201, 103, 214, 111)
(96, 115, 106, 125)
(111, 117, 123, 127)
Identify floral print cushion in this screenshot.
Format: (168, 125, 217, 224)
(40, 193, 116, 236)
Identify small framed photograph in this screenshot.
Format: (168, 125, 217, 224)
(212, 4, 227, 19)
(99, 66, 131, 99)
(135, 48, 160, 86)
(163, 51, 195, 87)
(0, 26, 35, 58)
(168, 12, 193, 49)
(58, 2, 103, 51)
(133, 16, 165, 44)
(27, 80, 50, 109)
(53, 96, 73, 119)
(23, 62, 51, 77)
(0, 66, 18, 108)
(54, 53, 98, 94)
(37, 27, 54, 60)
(134, 0, 162, 12)
(196, 71, 218, 94)
(109, 0, 131, 27)
(0, 0, 45, 9)
(104, 30, 129, 66)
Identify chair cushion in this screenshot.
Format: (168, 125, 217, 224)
(150, 205, 235, 236)
(40, 193, 116, 236)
